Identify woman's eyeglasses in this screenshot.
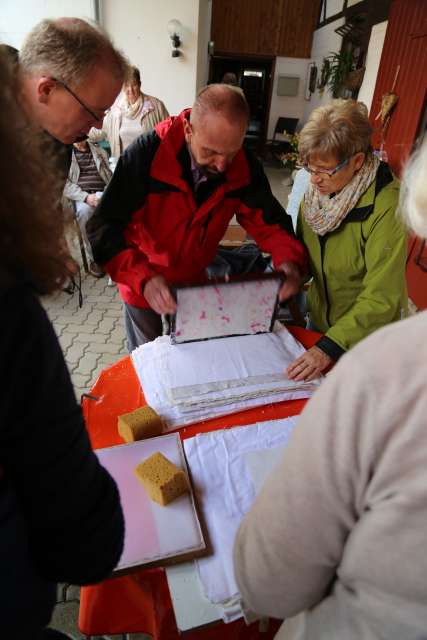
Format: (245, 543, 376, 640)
(299, 156, 351, 178)
(52, 78, 105, 122)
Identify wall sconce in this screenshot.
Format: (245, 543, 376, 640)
(167, 19, 183, 57)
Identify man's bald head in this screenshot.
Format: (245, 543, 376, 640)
(190, 84, 249, 130)
(184, 85, 249, 177)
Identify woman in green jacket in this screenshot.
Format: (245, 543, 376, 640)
(288, 99, 407, 381)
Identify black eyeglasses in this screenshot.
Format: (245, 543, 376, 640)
(300, 156, 351, 178)
(52, 78, 104, 122)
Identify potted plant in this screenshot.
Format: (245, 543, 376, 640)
(279, 131, 299, 183)
(318, 50, 354, 98)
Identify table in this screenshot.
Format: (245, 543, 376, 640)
(80, 326, 320, 638)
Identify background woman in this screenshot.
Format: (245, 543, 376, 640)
(0, 51, 124, 639)
(235, 136, 427, 640)
(90, 65, 169, 157)
(287, 99, 407, 381)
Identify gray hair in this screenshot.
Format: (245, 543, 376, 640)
(399, 135, 427, 239)
(20, 18, 128, 88)
(191, 83, 249, 128)
(299, 99, 372, 163)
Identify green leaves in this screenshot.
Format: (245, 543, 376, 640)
(319, 50, 354, 98)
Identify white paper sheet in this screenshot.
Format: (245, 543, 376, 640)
(172, 278, 281, 343)
(131, 325, 320, 429)
(166, 328, 307, 396)
(183, 417, 297, 606)
(96, 434, 205, 570)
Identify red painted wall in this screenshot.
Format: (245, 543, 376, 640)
(369, 0, 427, 177)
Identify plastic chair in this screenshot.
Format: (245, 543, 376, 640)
(73, 206, 89, 274)
(272, 116, 299, 138)
(268, 117, 299, 155)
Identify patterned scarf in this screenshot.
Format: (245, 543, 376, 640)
(303, 153, 380, 236)
(119, 93, 154, 120)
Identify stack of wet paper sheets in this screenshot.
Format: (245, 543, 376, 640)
(131, 324, 320, 430)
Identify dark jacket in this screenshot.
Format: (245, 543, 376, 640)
(0, 274, 124, 638)
(88, 109, 307, 308)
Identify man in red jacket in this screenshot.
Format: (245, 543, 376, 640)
(88, 84, 307, 349)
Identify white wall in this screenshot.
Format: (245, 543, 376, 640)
(325, 0, 344, 19)
(196, 0, 211, 90)
(99, 0, 206, 116)
(0, 0, 209, 116)
(302, 16, 344, 124)
(0, 0, 95, 48)
(267, 57, 310, 139)
(357, 21, 388, 116)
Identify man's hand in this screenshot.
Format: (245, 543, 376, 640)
(143, 275, 177, 315)
(85, 193, 99, 207)
(277, 261, 301, 301)
(287, 346, 332, 382)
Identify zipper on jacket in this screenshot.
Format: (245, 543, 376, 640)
(319, 235, 331, 327)
(199, 211, 213, 246)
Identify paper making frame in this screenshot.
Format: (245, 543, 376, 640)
(169, 272, 283, 345)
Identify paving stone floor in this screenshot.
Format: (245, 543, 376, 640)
(43, 273, 128, 398)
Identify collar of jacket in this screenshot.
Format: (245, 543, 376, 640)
(151, 108, 250, 195)
(345, 162, 394, 223)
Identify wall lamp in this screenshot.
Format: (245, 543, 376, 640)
(167, 19, 183, 57)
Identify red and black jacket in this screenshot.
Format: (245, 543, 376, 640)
(88, 109, 307, 308)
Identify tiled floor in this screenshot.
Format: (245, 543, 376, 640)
(43, 273, 128, 398)
(41, 165, 291, 639)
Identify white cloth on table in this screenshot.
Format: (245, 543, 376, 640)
(183, 417, 298, 621)
(131, 324, 320, 429)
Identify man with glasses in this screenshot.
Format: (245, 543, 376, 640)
(88, 84, 308, 349)
(19, 18, 127, 180)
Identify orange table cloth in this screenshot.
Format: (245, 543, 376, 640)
(79, 326, 320, 639)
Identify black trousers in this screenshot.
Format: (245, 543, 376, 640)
(124, 303, 163, 352)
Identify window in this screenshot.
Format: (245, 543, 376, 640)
(277, 75, 300, 97)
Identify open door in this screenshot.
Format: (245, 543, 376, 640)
(209, 55, 274, 154)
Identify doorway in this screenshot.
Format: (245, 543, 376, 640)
(209, 55, 275, 153)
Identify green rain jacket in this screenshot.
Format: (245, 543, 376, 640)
(297, 162, 408, 360)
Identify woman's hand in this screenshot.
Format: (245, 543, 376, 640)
(287, 346, 332, 381)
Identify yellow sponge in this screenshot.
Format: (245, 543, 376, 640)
(135, 452, 189, 506)
(118, 406, 163, 443)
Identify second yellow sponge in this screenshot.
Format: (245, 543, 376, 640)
(135, 452, 189, 506)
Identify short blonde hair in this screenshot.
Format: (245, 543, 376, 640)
(20, 18, 128, 88)
(400, 136, 427, 239)
(299, 99, 372, 164)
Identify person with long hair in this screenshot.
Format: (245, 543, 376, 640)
(234, 138, 427, 639)
(0, 51, 124, 640)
